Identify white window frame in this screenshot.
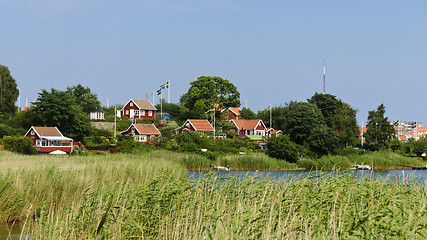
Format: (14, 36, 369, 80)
(142, 110, 145, 116)
(148, 110, 152, 116)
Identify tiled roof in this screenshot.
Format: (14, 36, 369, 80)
(232, 119, 264, 130)
(33, 127, 62, 137)
(132, 99, 157, 111)
(228, 107, 240, 116)
(133, 124, 161, 135)
(188, 119, 214, 132)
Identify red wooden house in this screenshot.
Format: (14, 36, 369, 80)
(175, 119, 215, 135)
(220, 107, 241, 121)
(121, 124, 161, 143)
(117, 99, 157, 120)
(24, 126, 73, 153)
(267, 128, 283, 137)
(230, 119, 267, 137)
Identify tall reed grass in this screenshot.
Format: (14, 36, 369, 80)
(1, 151, 426, 239)
(299, 151, 426, 170)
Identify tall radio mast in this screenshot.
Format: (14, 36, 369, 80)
(323, 58, 326, 94)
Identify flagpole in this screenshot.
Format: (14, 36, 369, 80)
(152, 93, 155, 105)
(168, 81, 170, 103)
(114, 105, 117, 140)
(270, 105, 272, 129)
(160, 91, 163, 124)
(213, 109, 215, 140)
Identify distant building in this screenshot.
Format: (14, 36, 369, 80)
(121, 124, 161, 143)
(117, 99, 157, 120)
(220, 107, 241, 120)
(24, 126, 73, 153)
(230, 119, 267, 137)
(175, 119, 215, 135)
(89, 109, 104, 120)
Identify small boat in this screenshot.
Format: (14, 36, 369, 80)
(352, 164, 373, 170)
(211, 165, 231, 171)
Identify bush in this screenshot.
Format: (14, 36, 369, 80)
(266, 135, 299, 163)
(3, 136, 37, 155)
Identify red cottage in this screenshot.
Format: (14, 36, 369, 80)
(121, 124, 161, 143)
(175, 119, 215, 135)
(24, 126, 73, 153)
(117, 99, 157, 120)
(230, 119, 267, 137)
(220, 107, 241, 121)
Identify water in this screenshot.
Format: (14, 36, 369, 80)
(188, 169, 427, 184)
(0, 223, 26, 240)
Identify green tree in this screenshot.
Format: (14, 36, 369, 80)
(67, 84, 101, 113)
(308, 93, 343, 127)
(0, 65, 19, 117)
(179, 76, 240, 119)
(240, 107, 257, 119)
(365, 104, 395, 149)
(266, 134, 299, 163)
(32, 88, 93, 141)
(331, 103, 359, 147)
(155, 102, 182, 120)
(307, 125, 339, 156)
(282, 101, 326, 145)
(257, 106, 287, 130)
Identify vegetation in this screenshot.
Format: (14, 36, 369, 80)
(365, 104, 396, 150)
(2, 136, 37, 155)
(179, 76, 240, 120)
(0, 151, 426, 239)
(266, 134, 299, 162)
(0, 65, 19, 117)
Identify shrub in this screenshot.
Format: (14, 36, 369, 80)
(2, 136, 37, 155)
(266, 135, 299, 163)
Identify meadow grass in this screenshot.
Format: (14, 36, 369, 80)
(0, 151, 426, 239)
(299, 151, 426, 170)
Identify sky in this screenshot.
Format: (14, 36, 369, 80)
(1, 0, 426, 124)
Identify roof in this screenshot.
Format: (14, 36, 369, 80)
(23, 106, 31, 111)
(90, 109, 104, 113)
(228, 107, 240, 116)
(43, 136, 73, 141)
(132, 99, 157, 111)
(187, 119, 214, 132)
(232, 119, 265, 130)
(132, 124, 161, 135)
(32, 127, 63, 137)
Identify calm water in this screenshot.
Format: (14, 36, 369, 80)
(188, 169, 427, 184)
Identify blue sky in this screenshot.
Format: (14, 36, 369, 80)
(1, 0, 426, 124)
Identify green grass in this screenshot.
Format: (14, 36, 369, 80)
(217, 152, 297, 170)
(0, 151, 426, 239)
(298, 151, 426, 170)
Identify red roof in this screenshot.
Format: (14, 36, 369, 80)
(228, 107, 240, 116)
(133, 124, 161, 135)
(187, 119, 214, 132)
(232, 119, 265, 130)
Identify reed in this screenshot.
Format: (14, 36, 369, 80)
(216, 152, 296, 170)
(299, 151, 426, 170)
(1, 151, 426, 239)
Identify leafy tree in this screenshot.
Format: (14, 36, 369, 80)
(240, 107, 257, 119)
(389, 138, 402, 152)
(365, 104, 395, 149)
(266, 134, 299, 163)
(412, 139, 426, 157)
(179, 76, 240, 119)
(32, 88, 93, 141)
(0, 65, 19, 117)
(257, 106, 287, 130)
(331, 103, 359, 147)
(308, 93, 343, 127)
(282, 101, 326, 145)
(155, 102, 182, 120)
(307, 125, 339, 156)
(175, 131, 210, 153)
(66, 84, 101, 113)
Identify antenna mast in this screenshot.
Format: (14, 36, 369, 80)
(323, 57, 326, 94)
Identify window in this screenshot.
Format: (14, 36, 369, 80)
(130, 102, 133, 106)
(31, 130, 35, 135)
(142, 110, 145, 116)
(135, 110, 139, 116)
(126, 110, 129, 115)
(148, 111, 152, 116)
(42, 140, 48, 146)
(131, 127, 135, 133)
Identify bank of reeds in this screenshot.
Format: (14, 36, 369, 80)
(1, 151, 427, 239)
(216, 152, 296, 170)
(298, 151, 426, 170)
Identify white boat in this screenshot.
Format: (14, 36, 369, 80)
(211, 165, 231, 171)
(352, 164, 372, 170)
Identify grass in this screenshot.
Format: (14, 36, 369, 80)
(298, 151, 427, 170)
(0, 151, 426, 239)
